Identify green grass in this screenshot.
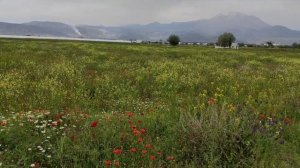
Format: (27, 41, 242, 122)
(0, 38, 300, 167)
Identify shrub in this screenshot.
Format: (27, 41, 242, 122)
(178, 101, 256, 167)
(217, 32, 236, 47)
(168, 34, 180, 46)
(292, 42, 300, 48)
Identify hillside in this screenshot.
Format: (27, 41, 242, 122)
(1, 13, 300, 44)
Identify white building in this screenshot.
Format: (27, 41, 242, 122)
(231, 43, 239, 49)
(214, 43, 239, 49)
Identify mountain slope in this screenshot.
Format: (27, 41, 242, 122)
(0, 13, 300, 44)
(0, 21, 80, 37)
(0, 22, 52, 36)
(24, 21, 81, 37)
(77, 13, 300, 44)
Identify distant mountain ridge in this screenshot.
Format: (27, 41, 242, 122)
(0, 21, 80, 37)
(0, 13, 300, 44)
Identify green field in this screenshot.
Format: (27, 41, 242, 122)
(0, 39, 300, 167)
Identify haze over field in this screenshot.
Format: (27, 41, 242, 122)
(0, 0, 299, 44)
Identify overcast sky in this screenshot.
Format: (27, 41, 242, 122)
(0, 0, 299, 30)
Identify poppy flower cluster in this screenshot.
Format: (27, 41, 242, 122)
(102, 111, 176, 167)
(127, 112, 175, 163)
(2, 109, 177, 167)
(105, 149, 122, 167)
(105, 160, 120, 167)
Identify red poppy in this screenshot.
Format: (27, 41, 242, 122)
(113, 149, 122, 155)
(157, 151, 162, 156)
(114, 160, 120, 167)
(105, 160, 112, 167)
(208, 97, 216, 106)
(141, 150, 147, 155)
(56, 119, 61, 125)
(70, 134, 77, 141)
(140, 128, 146, 134)
(131, 124, 137, 130)
(145, 144, 153, 149)
(34, 161, 39, 168)
(126, 112, 134, 118)
(150, 155, 156, 161)
(138, 137, 143, 143)
(259, 114, 267, 121)
(51, 121, 58, 127)
(90, 120, 98, 128)
(137, 120, 142, 124)
(133, 129, 141, 136)
(56, 113, 64, 120)
(130, 147, 137, 153)
(1, 121, 7, 127)
(128, 120, 132, 124)
(167, 156, 175, 161)
(284, 117, 293, 125)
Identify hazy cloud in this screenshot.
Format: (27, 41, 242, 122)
(0, 0, 299, 29)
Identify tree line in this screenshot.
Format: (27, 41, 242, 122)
(167, 33, 299, 48)
(292, 43, 300, 48)
(168, 33, 236, 47)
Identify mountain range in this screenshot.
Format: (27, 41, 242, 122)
(1, 12, 300, 44)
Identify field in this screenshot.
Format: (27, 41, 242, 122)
(0, 38, 300, 167)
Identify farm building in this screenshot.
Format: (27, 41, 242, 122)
(231, 43, 239, 49)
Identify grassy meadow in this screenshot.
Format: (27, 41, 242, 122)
(0, 38, 300, 167)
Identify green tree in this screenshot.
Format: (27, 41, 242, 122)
(266, 41, 274, 48)
(292, 42, 300, 48)
(217, 32, 236, 47)
(292, 43, 297, 48)
(168, 34, 180, 46)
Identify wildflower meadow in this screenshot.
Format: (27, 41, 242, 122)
(0, 39, 300, 167)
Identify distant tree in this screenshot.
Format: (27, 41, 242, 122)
(207, 43, 215, 46)
(266, 41, 274, 48)
(217, 32, 236, 47)
(168, 34, 180, 46)
(292, 42, 300, 48)
(238, 43, 245, 47)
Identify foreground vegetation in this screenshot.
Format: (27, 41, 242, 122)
(0, 39, 300, 167)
